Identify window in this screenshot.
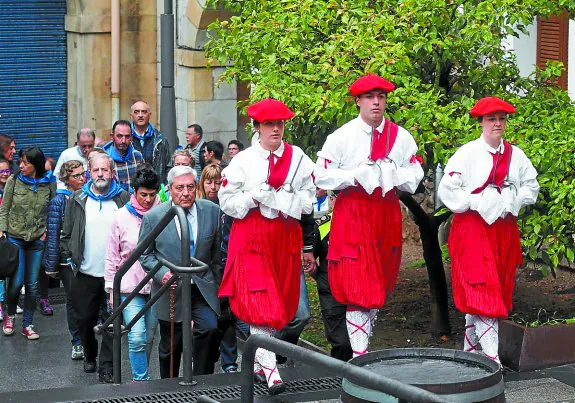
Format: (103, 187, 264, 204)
(537, 11, 569, 89)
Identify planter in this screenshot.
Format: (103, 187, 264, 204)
(499, 319, 575, 371)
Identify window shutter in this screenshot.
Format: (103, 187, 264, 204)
(537, 11, 569, 89)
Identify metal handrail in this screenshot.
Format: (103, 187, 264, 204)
(240, 335, 449, 403)
(94, 205, 209, 385)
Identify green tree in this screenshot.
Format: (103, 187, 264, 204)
(206, 0, 575, 337)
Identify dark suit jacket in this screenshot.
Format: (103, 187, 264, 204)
(139, 199, 222, 322)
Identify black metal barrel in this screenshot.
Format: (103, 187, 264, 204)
(342, 348, 505, 403)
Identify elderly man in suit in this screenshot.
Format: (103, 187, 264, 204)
(139, 165, 222, 377)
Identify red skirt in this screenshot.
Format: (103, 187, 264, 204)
(327, 187, 402, 309)
(218, 210, 302, 330)
(448, 211, 522, 318)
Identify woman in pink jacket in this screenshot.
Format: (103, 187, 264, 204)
(105, 166, 161, 381)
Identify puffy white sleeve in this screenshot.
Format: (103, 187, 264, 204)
(218, 159, 257, 219)
(314, 134, 356, 190)
(297, 155, 316, 215)
(394, 133, 424, 194)
(438, 149, 479, 213)
(274, 152, 317, 219)
(516, 150, 540, 208)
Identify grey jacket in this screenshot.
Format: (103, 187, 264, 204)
(60, 189, 130, 270)
(139, 199, 222, 322)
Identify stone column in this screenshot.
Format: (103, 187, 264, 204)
(66, 1, 112, 143)
(172, 0, 240, 148)
(66, 0, 158, 145)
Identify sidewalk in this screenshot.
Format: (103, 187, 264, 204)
(0, 290, 574, 402)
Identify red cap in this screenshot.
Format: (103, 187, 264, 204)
(349, 74, 395, 97)
(247, 98, 295, 122)
(469, 97, 516, 118)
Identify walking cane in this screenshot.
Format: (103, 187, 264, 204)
(169, 286, 175, 379)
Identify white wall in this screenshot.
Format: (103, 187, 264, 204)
(507, 20, 538, 78)
(508, 17, 575, 101)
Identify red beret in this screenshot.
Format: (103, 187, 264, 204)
(246, 98, 295, 122)
(469, 97, 516, 118)
(349, 74, 395, 97)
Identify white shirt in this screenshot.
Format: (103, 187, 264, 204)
(218, 141, 315, 220)
(438, 136, 539, 221)
(54, 146, 88, 189)
(313, 116, 424, 195)
(81, 197, 119, 277)
(313, 196, 331, 218)
(172, 202, 198, 247)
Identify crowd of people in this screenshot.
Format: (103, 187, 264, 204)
(0, 76, 539, 395)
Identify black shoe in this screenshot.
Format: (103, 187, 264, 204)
(276, 354, 287, 365)
(223, 365, 239, 373)
(83, 360, 97, 373)
(98, 370, 114, 384)
(268, 380, 286, 396)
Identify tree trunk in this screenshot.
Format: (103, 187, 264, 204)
(399, 192, 452, 337)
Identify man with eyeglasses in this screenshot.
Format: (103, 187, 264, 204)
(139, 165, 222, 377)
(130, 100, 172, 183)
(53, 128, 95, 189)
(227, 140, 244, 159)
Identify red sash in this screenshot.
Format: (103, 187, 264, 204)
(370, 120, 399, 161)
(267, 141, 294, 189)
(472, 141, 513, 194)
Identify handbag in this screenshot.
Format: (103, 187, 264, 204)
(0, 234, 19, 279)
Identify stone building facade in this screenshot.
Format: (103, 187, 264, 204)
(65, 0, 246, 149)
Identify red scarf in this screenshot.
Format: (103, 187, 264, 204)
(370, 120, 399, 161)
(267, 142, 294, 190)
(472, 141, 513, 194)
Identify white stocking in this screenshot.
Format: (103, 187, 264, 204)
(346, 309, 371, 358)
(463, 314, 480, 353)
(250, 325, 282, 387)
(474, 316, 500, 365)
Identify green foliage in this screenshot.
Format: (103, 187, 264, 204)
(301, 277, 329, 349)
(404, 258, 426, 269)
(206, 0, 575, 271)
(511, 309, 575, 327)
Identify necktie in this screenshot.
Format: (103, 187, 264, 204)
(370, 129, 383, 161)
(187, 211, 195, 257)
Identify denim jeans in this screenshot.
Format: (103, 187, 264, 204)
(219, 314, 250, 370)
(6, 237, 44, 328)
(121, 294, 158, 381)
(276, 269, 311, 344)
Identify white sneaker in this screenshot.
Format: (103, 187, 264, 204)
(71, 344, 85, 360)
(16, 305, 23, 314)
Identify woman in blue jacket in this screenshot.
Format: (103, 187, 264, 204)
(43, 160, 86, 358)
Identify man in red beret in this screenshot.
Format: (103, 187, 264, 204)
(313, 74, 424, 357)
(438, 96, 539, 367)
(218, 98, 316, 395)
